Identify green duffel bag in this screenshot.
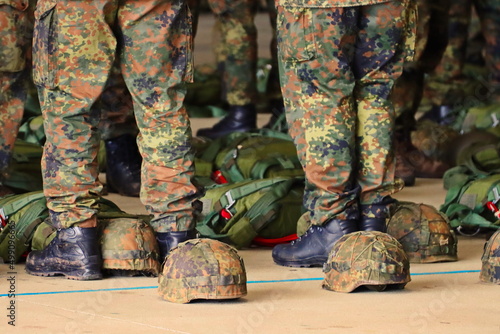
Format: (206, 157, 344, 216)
(440, 173, 500, 236)
(196, 176, 304, 249)
(0, 191, 47, 263)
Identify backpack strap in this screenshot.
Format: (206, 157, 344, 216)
(15, 199, 49, 245)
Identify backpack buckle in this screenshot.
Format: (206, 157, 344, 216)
(223, 191, 235, 209)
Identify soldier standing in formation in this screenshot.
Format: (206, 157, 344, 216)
(0, 0, 35, 196)
(423, 0, 500, 118)
(25, 0, 199, 280)
(272, 0, 417, 267)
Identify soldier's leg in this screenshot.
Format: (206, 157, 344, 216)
(272, 6, 361, 267)
(0, 0, 33, 195)
(118, 0, 199, 259)
(261, 0, 287, 132)
(99, 61, 141, 197)
(474, 0, 500, 102)
(424, 0, 472, 111)
(26, 0, 119, 280)
(196, 0, 258, 139)
(355, 2, 412, 231)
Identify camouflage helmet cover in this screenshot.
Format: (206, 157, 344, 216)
(158, 238, 247, 303)
(99, 218, 161, 276)
(387, 201, 458, 263)
(480, 230, 500, 284)
(322, 231, 411, 293)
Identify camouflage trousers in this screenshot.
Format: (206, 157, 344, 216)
(425, 0, 500, 105)
(191, 0, 258, 106)
(277, 2, 415, 226)
(392, 0, 450, 119)
(33, 0, 199, 232)
(0, 0, 34, 178)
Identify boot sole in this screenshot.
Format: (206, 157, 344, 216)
(26, 268, 102, 281)
(273, 257, 326, 268)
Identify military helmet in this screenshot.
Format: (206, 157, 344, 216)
(99, 218, 161, 276)
(386, 201, 458, 263)
(322, 231, 410, 293)
(480, 230, 500, 284)
(158, 238, 247, 303)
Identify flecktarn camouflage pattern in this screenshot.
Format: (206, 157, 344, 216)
(322, 231, 410, 293)
(158, 238, 247, 303)
(98, 218, 161, 276)
(480, 230, 500, 284)
(387, 201, 458, 263)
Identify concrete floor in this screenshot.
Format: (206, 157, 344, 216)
(1, 12, 500, 334)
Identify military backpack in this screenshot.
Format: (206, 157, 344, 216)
(196, 176, 304, 249)
(194, 130, 304, 186)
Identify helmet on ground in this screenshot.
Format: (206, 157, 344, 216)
(480, 230, 500, 284)
(387, 201, 458, 263)
(158, 238, 247, 303)
(99, 218, 161, 276)
(322, 231, 410, 293)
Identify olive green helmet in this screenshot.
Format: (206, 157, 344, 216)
(158, 238, 247, 303)
(322, 231, 411, 293)
(387, 201, 458, 263)
(480, 230, 500, 284)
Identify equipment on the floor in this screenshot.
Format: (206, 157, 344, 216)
(387, 201, 458, 263)
(0, 191, 47, 263)
(441, 173, 500, 236)
(196, 176, 304, 249)
(97, 217, 161, 276)
(193, 130, 304, 185)
(0, 190, 161, 276)
(158, 238, 247, 303)
(480, 230, 500, 284)
(3, 140, 43, 193)
(322, 231, 411, 293)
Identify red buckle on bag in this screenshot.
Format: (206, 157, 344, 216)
(486, 201, 500, 219)
(220, 208, 232, 220)
(211, 170, 228, 184)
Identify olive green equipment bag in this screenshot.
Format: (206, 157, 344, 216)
(194, 130, 304, 186)
(2, 139, 44, 193)
(0, 191, 161, 275)
(440, 173, 500, 236)
(0, 191, 47, 263)
(460, 103, 500, 137)
(196, 176, 304, 249)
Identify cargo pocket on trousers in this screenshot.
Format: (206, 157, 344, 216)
(32, 1, 58, 89)
(0, 0, 30, 72)
(277, 6, 316, 63)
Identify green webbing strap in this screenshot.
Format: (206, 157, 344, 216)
(250, 156, 300, 180)
(215, 178, 286, 211)
(244, 177, 296, 230)
(463, 143, 500, 175)
(102, 249, 156, 259)
(200, 132, 255, 164)
(15, 200, 49, 244)
(216, 130, 295, 182)
(0, 191, 45, 217)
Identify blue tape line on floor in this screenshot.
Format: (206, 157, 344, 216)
(0, 269, 481, 297)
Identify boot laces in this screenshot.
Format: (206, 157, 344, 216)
(291, 225, 323, 244)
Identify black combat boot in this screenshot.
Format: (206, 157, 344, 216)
(196, 104, 257, 140)
(104, 134, 142, 197)
(420, 105, 455, 126)
(272, 209, 359, 267)
(25, 226, 102, 280)
(359, 198, 396, 232)
(156, 230, 197, 261)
